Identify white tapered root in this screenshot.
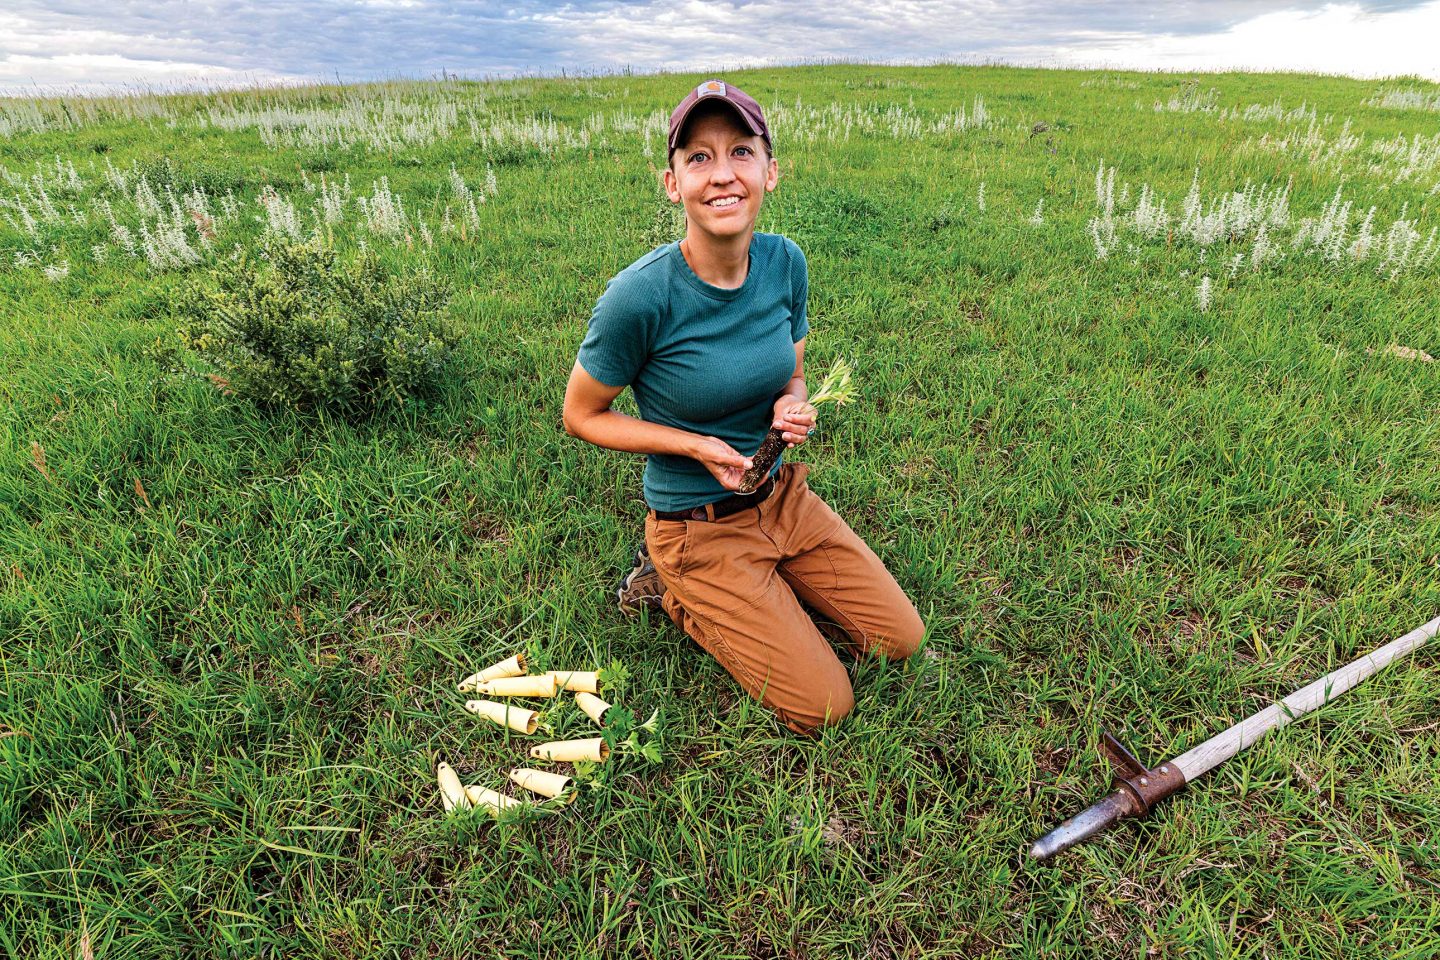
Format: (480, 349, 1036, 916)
(464, 784, 523, 815)
(509, 768, 576, 804)
(475, 674, 560, 698)
(543, 670, 601, 694)
(437, 762, 470, 812)
(457, 652, 528, 692)
(529, 737, 610, 763)
(464, 699, 539, 735)
(575, 692, 612, 726)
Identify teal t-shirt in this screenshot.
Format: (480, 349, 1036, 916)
(577, 232, 810, 512)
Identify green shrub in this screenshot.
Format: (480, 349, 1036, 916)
(177, 238, 459, 417)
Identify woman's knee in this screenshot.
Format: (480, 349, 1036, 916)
(780, 677, 855, 736)
(874, 606, 925, 661)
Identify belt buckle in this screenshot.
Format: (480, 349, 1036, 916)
(689, 507, 707, 521)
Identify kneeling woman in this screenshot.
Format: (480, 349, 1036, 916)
(562, 79, 924, 735)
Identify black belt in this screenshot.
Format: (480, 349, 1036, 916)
(654, 477, 775, 522)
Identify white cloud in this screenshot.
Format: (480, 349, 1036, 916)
(533, 0, 1440, 79)
(1043, 3, 1440, 78)
(0, 52, 299, 93)
(0, 1, 1437, 96)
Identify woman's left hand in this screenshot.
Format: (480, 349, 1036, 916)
(772, 397, 818, 449)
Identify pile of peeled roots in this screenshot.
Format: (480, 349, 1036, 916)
(434, 654, 614, 815)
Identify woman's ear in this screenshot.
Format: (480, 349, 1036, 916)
(662, 166, 681, 203)
(764, 155, 779, 193)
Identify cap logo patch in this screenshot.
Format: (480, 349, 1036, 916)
(697, 80, 726, 98)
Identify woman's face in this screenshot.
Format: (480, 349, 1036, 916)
(663, 107, 778, 245)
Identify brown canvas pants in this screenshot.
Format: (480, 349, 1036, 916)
(644, 463, 924, 735)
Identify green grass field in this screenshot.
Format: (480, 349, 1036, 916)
(4, 64, 1440, 958)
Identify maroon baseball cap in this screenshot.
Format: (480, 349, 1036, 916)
(667, 79, 771, 154)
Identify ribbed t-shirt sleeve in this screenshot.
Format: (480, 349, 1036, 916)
(785, 237, 809, 342)
(576, 270, 657, 388)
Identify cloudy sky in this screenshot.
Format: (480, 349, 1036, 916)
(2, 1, 1438, 95)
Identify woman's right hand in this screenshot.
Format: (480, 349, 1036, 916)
(691, 436, 753, 491)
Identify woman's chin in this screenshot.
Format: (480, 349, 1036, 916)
(691, 219, 756, 243)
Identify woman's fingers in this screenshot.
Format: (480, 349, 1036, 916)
(772, 400, 816, 430)
(691, 436, 750, 490)
(774, 422, 814, 439)
(712, 459, 745, 489)
(774, 414, 818, 445)
(722, 448, 752, 469)
(701, 437, 751, 471)
(773, 411, 816, 429)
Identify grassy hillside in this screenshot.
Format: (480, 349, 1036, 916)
(3, 64, 1440, 958)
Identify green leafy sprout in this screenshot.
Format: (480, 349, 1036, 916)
(807, 357, 857, 407)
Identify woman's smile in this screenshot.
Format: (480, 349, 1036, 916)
(705, 194, 745, 212)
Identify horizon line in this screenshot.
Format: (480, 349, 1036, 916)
(4, 55, 1439, 102)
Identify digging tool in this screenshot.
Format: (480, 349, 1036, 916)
(1030, 613, 1440, 861)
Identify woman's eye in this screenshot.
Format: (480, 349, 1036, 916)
(689, 152, 707, 163)
(735, 146, 752, 156)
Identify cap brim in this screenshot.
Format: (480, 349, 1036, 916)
(668, 98, 766, 152)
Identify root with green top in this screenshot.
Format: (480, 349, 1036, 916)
(737, 357, 856, 494)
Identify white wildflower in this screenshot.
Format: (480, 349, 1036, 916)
(111, 223, 137, 258)
(258, 185, 303, 239)
(1089, 161, 1117, 259)
(1131, 183, 1170, 239)
(315, 173, 349, 225)
(134, 176, 161, 218)
(357, 176, 407, 237)
(1376, 207, 1439, 278)
(448, 164, 482, 235)
(1250, 221, 1278, 269)
(1349, 206, 1376, 261)
(102, 157, 128, 193)
(1293, 186, 1352, 262)
(144, 221, 200, 269)
(1090, 216, 1116, 260)
(1368, 87, 1440, 112)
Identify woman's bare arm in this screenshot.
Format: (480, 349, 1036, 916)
(562, 361, 697, 456)
(562, 361, 753, 489)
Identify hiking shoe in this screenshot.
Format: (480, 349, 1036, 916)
(615, 543, 665, 616)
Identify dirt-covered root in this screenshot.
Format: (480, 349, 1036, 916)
(738, 428, 786, 494)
